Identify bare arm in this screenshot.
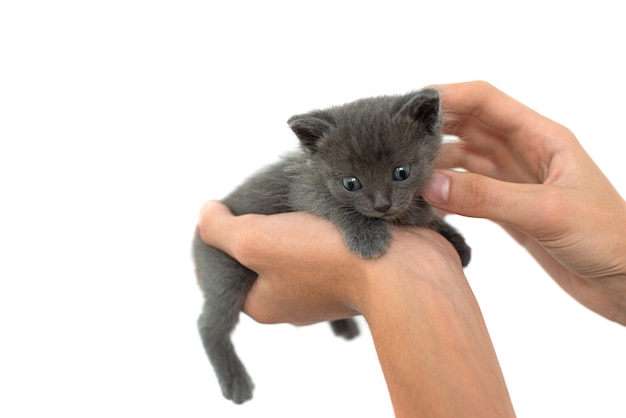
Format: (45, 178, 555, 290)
(198, 202, 515, 417)
(195, 80, 625, 415)
(361, 229, 514, 418)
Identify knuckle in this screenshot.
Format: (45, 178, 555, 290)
(197, 201, 228, 245)
(197, 217, 212, 245)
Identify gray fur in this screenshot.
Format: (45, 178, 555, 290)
(193, 88, 471, 404)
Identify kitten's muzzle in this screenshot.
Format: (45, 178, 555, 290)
(374, 201, 392, 213)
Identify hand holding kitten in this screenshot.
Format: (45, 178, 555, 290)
(198, 200, 515, 417)
(194, 90, 470, 404)
(195, 81, 625, 414)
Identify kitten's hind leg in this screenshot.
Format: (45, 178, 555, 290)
(198, 295, 255, 404)
(330, 318, 360, 340)
(194, 233, 256, 404)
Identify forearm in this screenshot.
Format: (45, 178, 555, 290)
(359, 233, 515, 417)
(198, 204, 516, 415)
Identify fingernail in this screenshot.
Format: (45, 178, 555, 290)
(424, 171, 450, 205)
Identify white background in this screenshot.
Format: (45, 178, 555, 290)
(1, 1, 625, 417)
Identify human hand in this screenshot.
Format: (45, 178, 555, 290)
(197, 201, 463, 326)
(197, 202, 361, 325)
(198, 201, 515, 416)
(423, 81, 626, 325)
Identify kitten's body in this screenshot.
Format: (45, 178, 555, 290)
(193, 89, 471, 404)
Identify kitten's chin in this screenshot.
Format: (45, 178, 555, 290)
(363, 209, 405, 221)
(381, 212, 405, 222)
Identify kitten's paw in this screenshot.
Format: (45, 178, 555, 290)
(344, 225, 391, 259)
(330, 318, 360, 340)
(431, 219, 472, 267)
(219, 368, 255, 405)
(452, 238, 471, 267)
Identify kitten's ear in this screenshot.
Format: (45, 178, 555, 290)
(394, 88, 441, 135)
(287, 111, 335, 151)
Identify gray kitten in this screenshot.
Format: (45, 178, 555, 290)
(193, 88, 471, 404)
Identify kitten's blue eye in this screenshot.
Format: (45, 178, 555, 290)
(393, 164, 411, 181)
(342, 176, 362, 192)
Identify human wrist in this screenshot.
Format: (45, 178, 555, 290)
(357, 228, 464, 318)
(356, 229, 515, 417)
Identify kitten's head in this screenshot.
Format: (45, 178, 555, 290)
(288, 88, 442, 220)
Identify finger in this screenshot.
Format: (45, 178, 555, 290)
(435, 81, 570, 160)
(436, 142, 495, 172)
(442, 114, 509, 155)
(198, 202, 276, 270)
(423, 169, 558, 236)
(197, 200, 240, 255)
(435, 142, 465, 169)
(433, 81, 537, 135)
(436, 141, 528, 183)
(437, 124, 541, 184)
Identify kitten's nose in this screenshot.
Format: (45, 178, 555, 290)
(374, 201, 392, 213)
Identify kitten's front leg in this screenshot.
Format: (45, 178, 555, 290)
(335, 214, 391, 259)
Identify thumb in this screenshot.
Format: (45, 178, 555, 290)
(423, 169, 545, 233)
(198, 200, 239, 253)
